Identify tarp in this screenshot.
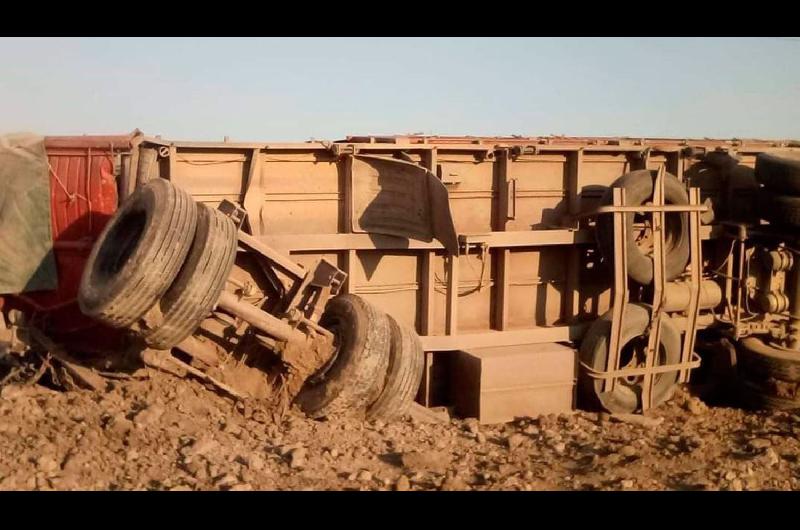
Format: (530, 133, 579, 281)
(0, 133, 57, 294)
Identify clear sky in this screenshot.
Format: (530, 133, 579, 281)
(1, 37, 798, 141)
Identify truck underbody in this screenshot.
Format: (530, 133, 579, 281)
(3, 131, 800, 424)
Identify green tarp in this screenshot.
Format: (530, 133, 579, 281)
(0, 133, 57, 294)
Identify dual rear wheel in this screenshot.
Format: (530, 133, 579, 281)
(296, 294, 424, 421)
(585, 171, 690, 412)
(78, 178, 237, 350)
(579, 303, 682, 413)
(79, 178, 423, 419)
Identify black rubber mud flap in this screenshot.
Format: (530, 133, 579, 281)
(350, 154, 459, 256)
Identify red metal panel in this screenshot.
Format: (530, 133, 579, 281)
(10, 135, 130, 336)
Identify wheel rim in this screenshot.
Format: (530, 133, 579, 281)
(95, 208, 148, 281)
(617, 335, 668, 392)
(632, 201, 684, 259)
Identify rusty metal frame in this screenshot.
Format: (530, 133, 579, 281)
(207, 204, 348, 350)
(238, 230, 307, 281)
(679, 186, 704, 383)
(605, 186, 629, 395)
(586, 171, 706, 411)
(640, 167, 666, 411)
(231, 232, 345, 329)
(27, 132, 800, 416)
(420, 323, 587, 351)
(130, 135, 767, 385)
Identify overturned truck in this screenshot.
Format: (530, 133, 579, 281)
(2, 131, 800, 423)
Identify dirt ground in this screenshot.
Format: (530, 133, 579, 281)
(1, 369, 799, 491)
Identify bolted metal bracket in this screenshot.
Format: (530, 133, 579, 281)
(329, 143, 355, 158)
(218, 199, 249, 230)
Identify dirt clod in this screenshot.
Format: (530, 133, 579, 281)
(610, 413, 664, 428)
(400, 450, 450, 473)
(395, 475, 411, 491)
(685, 397, 707, 416)
(749, 438, 771, 451)
(464, 418, 480, 435)
(288, 448, 307, 469)
(506, 434, 526, 450)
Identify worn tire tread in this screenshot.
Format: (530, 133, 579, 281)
(367, 315, 425, 421)
(758, 190, 800, 227)
(596, 170, 690, 285)
(143, 204, 238, 349)
(578, 303, 681, 413)
(78, 179, 197, 328)
(296, 295, 391, 419)
(755, 151, 800, 196)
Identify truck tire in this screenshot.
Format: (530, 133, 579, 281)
(737, 337, 800, 410)
(739, 381, 800, 411)
(578, 303, 682, 413)
(78, 179, 197, 329)
(295, 294, 392, 419)
(758, 190, 800, 227)
(142, 204, 238, 350)
(367, 315, 425, 421)
(597, 170, 690, 285)
(755, 151, 800, 195)
(739, 337, 800, 382)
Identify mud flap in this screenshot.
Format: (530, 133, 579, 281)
(350, 154, 459, 255)
(0, 134, 57, 294)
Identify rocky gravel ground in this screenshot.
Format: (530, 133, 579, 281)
(1, 370, 799, 491)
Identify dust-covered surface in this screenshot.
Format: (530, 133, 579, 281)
(1, 372, 799, 491)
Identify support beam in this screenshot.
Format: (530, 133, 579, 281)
(787, 256, 800, 350)
(495, 249, 510, 331)
(420, 324, 587, 351)
(445, 254, 459, 335)
(168, 144, 177, 179)
(420, 252, 435, 335)
(342, 249, 357, 295)
(238, 230, 306, 280)
(216, 291, 304, 343)
(265, 229, 594, 253)
(243, 148, 265, 236)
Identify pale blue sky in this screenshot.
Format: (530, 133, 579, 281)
(1, 37, 798, 141)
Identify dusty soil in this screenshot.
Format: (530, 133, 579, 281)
(1, 370, 799, 491)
